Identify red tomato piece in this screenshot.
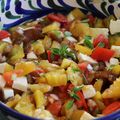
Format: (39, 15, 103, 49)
(93, 34, 109, 48)
(91, 47, 115, 61)
(47, 101, 62, 116)
(102, 101, 120, 115)
(78, 62, 88, 73)
(0, 30, 10, 40)
(87, 14, 95, 25)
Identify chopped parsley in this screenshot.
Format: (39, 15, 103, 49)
(66, 100, 74, 109)
(84, 36, 93, 49)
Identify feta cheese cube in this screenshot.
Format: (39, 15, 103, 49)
(111, 45, 120, 57)
(12, 77, 28, 92)
(110, 58, 119, 65)
(2, 37, 12, 43)
(27, 51, 37, 59)
(82, 85, 96, 99)
(110, 20, 120, 35)
(0, 75, 6, 88)
(78, 53, 97, 64)
(2, 88, 14, 100)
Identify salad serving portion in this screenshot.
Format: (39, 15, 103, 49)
(0, 8, 120, 120)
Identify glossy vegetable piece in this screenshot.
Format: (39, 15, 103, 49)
(34, 90, 45, 108)
(9, 45, 25, 64)
(102, 101, 120, 115)
(91, 47, 115, 61)
(0, 42, 8, 53)
(0, 30, 10, 40)
(15, 61, 36, 76)
(94, 79, 103, 92)
(15, 94, 35, 116)
(47, 101, 62, 116)
(45, 69, 67, 86)
(93, 34, 109, 48)
(32, 40, 45, 55)
(112, 65, 120, 74)
(102, 78, 120, 99)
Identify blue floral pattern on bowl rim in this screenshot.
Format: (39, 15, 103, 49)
(0, 0, 120, 120)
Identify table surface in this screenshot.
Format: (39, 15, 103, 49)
(0, 111, 9, 120)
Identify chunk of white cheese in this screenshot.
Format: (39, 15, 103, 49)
(82, 85, 96, 99)
(12, 77, 28, 92)
(109, 58, 119, 65)
(80, 111, 95, 120)
(0, 63, 7, 73)
(111, 45, 120, 57)
(2, 88, 14, 100)
(66, 36, 77, 42)
(110, 20, 120, 35)
(78, 53, 97, 64)
(91, 28, 109, 38)
(0, 75, 6, 88)
(2, 37, 12, 43)
(27, 51, 37, 59)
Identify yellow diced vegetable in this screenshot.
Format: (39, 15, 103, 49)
(70, 8, 86, 19)
(34, 90, 45, 108)
(94, 18, 104, 28)
(112, 65, 120, 74)
(70, 20, 92, 38)
(102, 78, 120, 99)
(94, 79, 103, 92)
(109, 35, 120, 46)
(75, 44, 92, 55)
(6, 94, 21, 108)
(15, 94, 35, 116)
(42, 22, 60, 33)
(93, 91, 102, 101)
(15, 61, 36, 76)
(4, 63, 13, 72)
(37, 75, 47, 83)
(51, 41, 61, 48)
(29, 83, 52, 93)
(32, 40, 45, 55)
(39, 60, 60, 72)
(42, 36, 52, 50)
(61, 58, 73, 69)
(45, 69, 67, 86)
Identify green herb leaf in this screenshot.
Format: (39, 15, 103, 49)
(69, 91, 80, 100)
(73, 84, 84, 92)
(72, 67, 80, 73)
(97, 42, 105, 48)
(66, 100, 74, 109)
(84, 36, 93, 49)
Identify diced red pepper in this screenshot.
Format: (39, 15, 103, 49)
(75, 91, 88, 111)
(78, 62, 88, 73)
(93, 34, 109, 48)
(102, 101, 120, 115)
(47, 50, 52, 63)
(91, 47, 115, 61)
(47, 101, 62, 116)
(87, 15, 95, 25)
(0, 30, 10, 40)
(47, 14, 67, 23)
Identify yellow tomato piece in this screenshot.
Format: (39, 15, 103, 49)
(75, 44, 92, 55)
(15, 61, 36, 76)
(94, 79, 103, 92)
(93, 91, 102, 101)
(112, 65, 120, 74)
(4, 63, 13, 72)
(34, 90, 45, 108)
(102, 78, 120, 99)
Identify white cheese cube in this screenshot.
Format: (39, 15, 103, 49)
(27, 51, 37, 59)
(2, 37, 12, 43)
(66, 36, 77, 42)
(2, 88, 14, 100)
(0, 63, 7, 73)
(80, 111, 95, 120)
(111, 45, 120, 57)
(110, 20, 120, 35)
(110, 58, 119, 65)
(0, 75, 6, 88)
(12, 77, 28, 92)
(78, 53, 97, 64)
(82, 85, 96, 99)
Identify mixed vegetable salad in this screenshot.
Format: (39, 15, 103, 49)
(0, 8, 120, 120)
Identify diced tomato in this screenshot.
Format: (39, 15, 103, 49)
(47, 14, 67, 23)
(91, 47, 115, 61)
(54, 55, 60, 61)
(13, 69, 24, 76)
(93, 34, 109, 48)
(59, 85, 68, 92)
(47, 50, 52, 62)
(0, 30, 10, 40)
(102, 101, 120, 115)
(87, 15, 95, 25)
(58, 92, 69, 99)
(3, 71, 13, 87)
(75, 91, 88, 111)
(78, 62, 88, 73)
(67, 84, 74, 91)
(47, 101, 62, 116)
